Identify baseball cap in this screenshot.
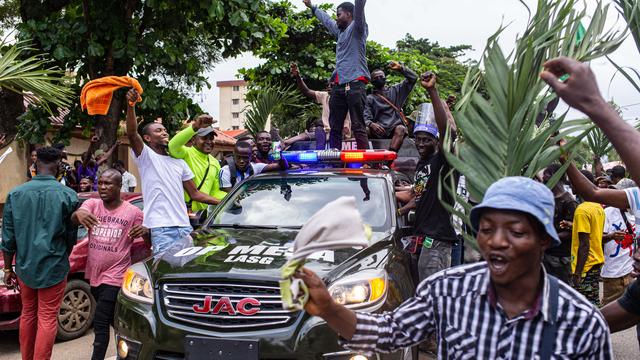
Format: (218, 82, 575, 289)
(614, 178, 637, 190)
(413, 123, 439, 138)
(196, 126, 217, 137)
(469, 177, 560, 247)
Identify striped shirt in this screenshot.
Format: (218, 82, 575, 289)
(342, 262, 612, 359)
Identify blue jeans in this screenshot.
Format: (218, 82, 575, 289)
(451, 236, 464, 267)
(150, 226, 192, 255)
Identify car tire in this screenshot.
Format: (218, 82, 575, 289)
(56, 279, 96, 341)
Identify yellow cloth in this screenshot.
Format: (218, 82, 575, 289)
(80, 76, 143, 115)
(571, 201, 605, 274)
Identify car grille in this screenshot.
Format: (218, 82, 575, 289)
(160, 282, 298, 331)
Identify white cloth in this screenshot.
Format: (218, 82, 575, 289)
(601, 206, 635, 278)
(625, 187, 640, 236)
(121, 171, 137, 192)
(132, 145, 193, 228)
(289, 196, 370, 261)
(219, 162, 268, 188)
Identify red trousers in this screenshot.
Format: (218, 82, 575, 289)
(18, 279, 67, 360)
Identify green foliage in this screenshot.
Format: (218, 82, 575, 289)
(244, 83, 302, 138)
(240, 1, 472, 137)
(609, 0, 640, 94)
(443, 0, 625, 246)
(585, 101, 623, 164)
(14, 0, 287, 144)
(0, 39, 74, 112)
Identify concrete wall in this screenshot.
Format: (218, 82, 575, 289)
(218, 83, 248, 130)
(0, 141, 29, 203)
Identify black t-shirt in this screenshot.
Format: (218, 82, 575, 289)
(413, 151, 457, 241)
(618, 278, 640, 316)
(545, 191, 578, 257)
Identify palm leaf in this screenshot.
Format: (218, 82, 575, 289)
(610, 0, 640, 92)
(0, 39, 74, 114)
(243, 83, 301, 138)
(443, 0, 624, 241)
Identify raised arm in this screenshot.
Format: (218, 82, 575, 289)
(169, 115, 212, 159)
(353, 0, 367, 35)
(305, 0, 340, 37)
(389, 61, 418, 105)
(541, 57, 640, 186)
(125, 89, 144, 156)
(563, 161, 629, 209)
(421, 72, 451, 149)
(96, 141, 120, 166)
(290, 63, 316, 100)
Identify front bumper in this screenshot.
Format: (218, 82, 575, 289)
(114, 294, 403, 360)
(0, 287, 21, 330)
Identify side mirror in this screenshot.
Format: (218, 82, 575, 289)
(189, 209, 208, 229)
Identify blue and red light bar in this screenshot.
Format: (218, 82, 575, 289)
(270, 150, 397, 164)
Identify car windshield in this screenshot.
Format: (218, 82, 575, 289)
(209, 177, 390, 231)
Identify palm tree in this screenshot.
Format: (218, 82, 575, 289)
(0, 39, 74, 113)
(243, 83, 301, 138)
(441, 0, 625, 243)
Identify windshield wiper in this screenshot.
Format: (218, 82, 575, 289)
(211, 224, 279, 230)
(211, 224, 302, 230)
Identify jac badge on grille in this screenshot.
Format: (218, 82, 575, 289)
(193, 296, 261, 316)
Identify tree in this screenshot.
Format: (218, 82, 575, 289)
(10, 0, 286, 150)
(442, 0, 625, 246)
(243, 83, 301, 138)
(240, 1, 473, 137)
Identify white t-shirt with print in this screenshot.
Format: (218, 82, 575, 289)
(219, 163, 268, 189)
(132, 145, 193, 228)
(601, 206, 635, 278)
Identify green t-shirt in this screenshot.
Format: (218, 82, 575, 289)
(168, 126, 226, 211)
(1, 176, 79, 288)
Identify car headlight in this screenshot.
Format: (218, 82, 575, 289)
(122, 262, 153, 304)
(328, 269, 387, 310)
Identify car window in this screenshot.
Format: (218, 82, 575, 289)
(210, 177, 390, 231)
(130, 199, 144, 210)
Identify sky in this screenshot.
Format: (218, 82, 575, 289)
(195, 0, 640, 122)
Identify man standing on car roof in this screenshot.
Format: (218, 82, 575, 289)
(303, 0, 370, 151)
(2, 146, 79, 360)
(168, 114, 227, 212)
(70, 169, 148, 360)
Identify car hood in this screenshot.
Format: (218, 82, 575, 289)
(148, 228, 365, 281)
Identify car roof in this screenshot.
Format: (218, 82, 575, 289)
(78, 192, 143, 201)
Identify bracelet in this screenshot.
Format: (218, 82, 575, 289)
(3, 268, 13, 273)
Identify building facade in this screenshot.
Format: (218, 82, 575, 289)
(217, 80, 248, 131)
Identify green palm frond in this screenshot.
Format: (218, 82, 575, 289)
(610, 0, 640, 93)
(0, 39, 74, 113)
(243, 83, 301, 138)
(586, 126, 613, 159)
(442, 0, 624, 244)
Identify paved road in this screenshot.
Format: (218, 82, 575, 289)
(0, 327, 638, 359)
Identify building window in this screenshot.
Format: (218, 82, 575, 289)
(232, 126, 240, 130)
(232, 112, 240, 119)
(232, 99, 240, 105)
(232, 86, 240, 91)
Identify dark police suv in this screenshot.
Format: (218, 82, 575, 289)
(113, 166, 418, 360)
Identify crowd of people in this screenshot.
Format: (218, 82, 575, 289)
(1, 1, 640, 360)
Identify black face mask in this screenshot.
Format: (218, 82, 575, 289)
(372, 78, 386, 89)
